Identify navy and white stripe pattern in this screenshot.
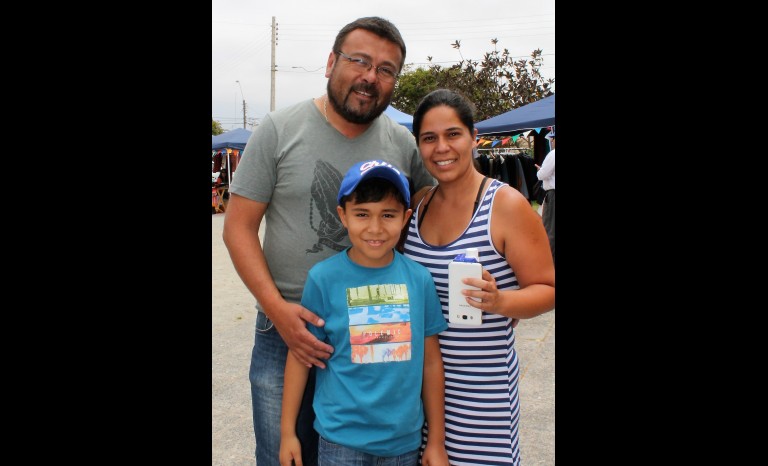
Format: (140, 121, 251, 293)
(404, 179, 521, 466)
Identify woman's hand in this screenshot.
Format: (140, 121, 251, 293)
(463, 269, 500, 313)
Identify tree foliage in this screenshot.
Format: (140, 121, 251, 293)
(392, 67, 440, 113)
(392, 41, 554, 122)
(212, 119, 224, 136)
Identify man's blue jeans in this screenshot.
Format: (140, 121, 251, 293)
(318, 437, 419, 466)
(250, 309, 318, 466)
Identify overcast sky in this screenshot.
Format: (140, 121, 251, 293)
(212, 0, 555, 131)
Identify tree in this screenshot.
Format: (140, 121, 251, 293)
(392, 41, 554, 122)
(392, 67, 439, 114)
(212, 119, 224, 136)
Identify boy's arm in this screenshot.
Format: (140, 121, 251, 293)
(279, 350, 311, 466)
(420, 335, 450, 466)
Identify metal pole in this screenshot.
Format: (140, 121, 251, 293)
(236, 80, 246, 129)
(271, 16, 277, 112)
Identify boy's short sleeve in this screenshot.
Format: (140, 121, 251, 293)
(423, 272, 448, 336)
(301, 273, 327, 341)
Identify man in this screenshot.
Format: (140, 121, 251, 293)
(536, 128, 555, 266)
(222, 17, 434, 466)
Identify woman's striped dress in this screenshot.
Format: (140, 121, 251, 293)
(404, 179, 522, 466)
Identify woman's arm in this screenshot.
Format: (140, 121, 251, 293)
(420, 335, 450, 466)
(461, 186, 555, 319)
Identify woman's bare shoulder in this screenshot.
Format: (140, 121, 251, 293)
(411, 185, 435, 209)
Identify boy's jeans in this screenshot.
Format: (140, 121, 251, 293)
(318, 436, 419, 466)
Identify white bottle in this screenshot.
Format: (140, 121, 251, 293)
(448, 248, 483, 326)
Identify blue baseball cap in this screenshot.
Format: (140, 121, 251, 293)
(337, 160, 411, 206)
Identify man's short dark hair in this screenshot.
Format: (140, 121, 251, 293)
(333, 17, 406, 71)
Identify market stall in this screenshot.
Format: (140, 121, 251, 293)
(212, 128, 252, 213)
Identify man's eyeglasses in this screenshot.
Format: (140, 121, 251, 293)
(336, 51, 399, 83)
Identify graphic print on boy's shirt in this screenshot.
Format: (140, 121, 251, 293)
(346, 283, 412, 364)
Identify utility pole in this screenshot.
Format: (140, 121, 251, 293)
(235, 80, 246, 129)
(271, 16, 277, 111)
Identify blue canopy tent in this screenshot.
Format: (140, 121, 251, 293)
(212, 128, 253, 184)
(212, 127, 252, 151)
(475, 94, 555, 136)
(383, 105, 413, 131)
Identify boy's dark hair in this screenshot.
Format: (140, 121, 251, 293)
(339, 177, 408, 210)
(333, 17, 406, 70)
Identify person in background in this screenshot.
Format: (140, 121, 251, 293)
(222, 16, 434, 466)
(212, 171, 224, 214)
(280, 160, 449, 466)
(536, 129, 555, 265)
(403, 89, 555, 466)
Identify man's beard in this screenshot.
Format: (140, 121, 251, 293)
(326, 81, 390, 125)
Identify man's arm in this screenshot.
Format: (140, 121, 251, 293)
(537, 151, 555, 180)
(222, 193, 333, 368)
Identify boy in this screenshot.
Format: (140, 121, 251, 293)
(279, 160, 449, 466)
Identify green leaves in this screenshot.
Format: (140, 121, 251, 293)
(392, 42, 554, 122)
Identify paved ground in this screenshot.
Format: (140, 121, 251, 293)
(212, 212, 555, 465)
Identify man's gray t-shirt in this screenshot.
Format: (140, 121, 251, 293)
(230, 98, 434, 307)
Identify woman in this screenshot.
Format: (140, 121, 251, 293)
(403, 89, 555, 465)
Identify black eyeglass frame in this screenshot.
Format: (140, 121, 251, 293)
(336, 51, 399, 82)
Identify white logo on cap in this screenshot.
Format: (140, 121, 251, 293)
(359, 160, 401, 176)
